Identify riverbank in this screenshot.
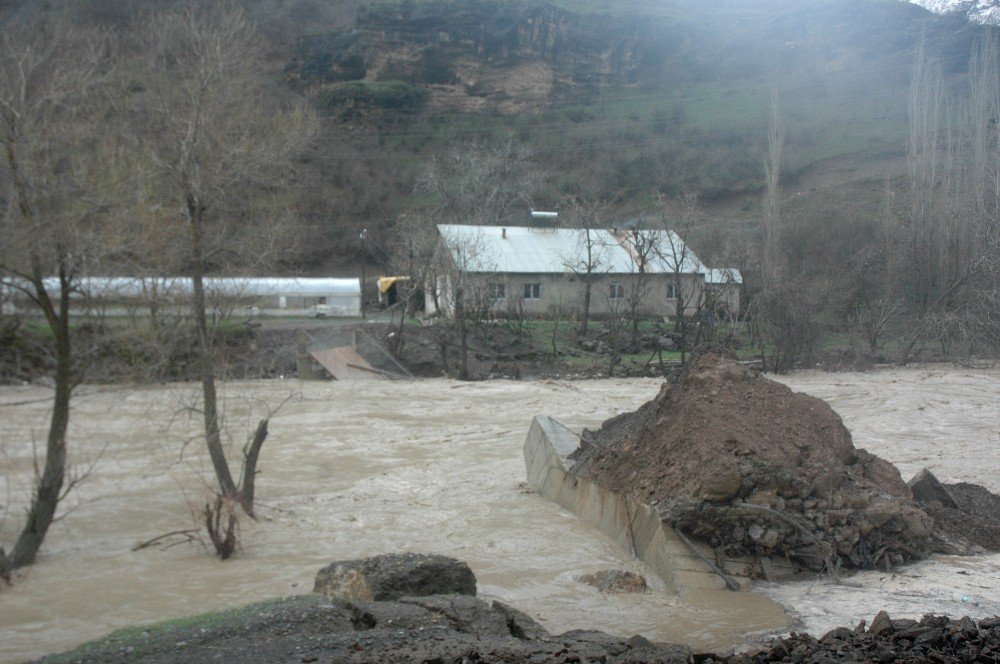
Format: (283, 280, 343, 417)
(35, 594, 1000, 663)
(6, 316, 992, 387)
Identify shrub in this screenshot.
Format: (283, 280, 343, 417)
(315, 80, 429, 112)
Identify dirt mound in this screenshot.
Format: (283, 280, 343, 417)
(570, 353, 935, 572)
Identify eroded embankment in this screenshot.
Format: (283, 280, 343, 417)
(524, 414, 796, 596)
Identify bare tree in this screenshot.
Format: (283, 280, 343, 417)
(602, 289, 631, 377)
(968, 33, 1000, 228)
(847, 182, 901, 354)
(561, 201, 612, 336)
(762, 89, 784, 281)
(0, 21, 119, 570)
(407, 138, 536, 379)
(611, 227, 660, 350)
(653, 193, 705, 365)
(415, 137, 539, 227)
(437, 230, 498, 380)
(751, 92, 822, 372)
(129, 6, 315, 516)
(387, 212, 443, 355)
(891, 32, 1000, 364)
(906, 36, 945, 313)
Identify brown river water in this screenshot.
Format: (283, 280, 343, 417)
(1, 367, 998, 662)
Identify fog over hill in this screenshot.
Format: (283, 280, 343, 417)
(908, 0, 1000, 24)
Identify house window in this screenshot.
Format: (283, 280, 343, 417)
(523, 283, 541, 300)
(666, 283, 678, 299)
(488, 282, 506, 300)
(609, 282, 625, 299)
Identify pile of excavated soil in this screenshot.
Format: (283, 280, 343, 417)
(570, 353, 936, 572)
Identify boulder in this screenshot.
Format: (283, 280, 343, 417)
(868, 610, 893, 637)
(398, 594, 511, 637)
(696, 458, 742, 502)
(578, 569, 648, 593)
(314, 553, 476, 601)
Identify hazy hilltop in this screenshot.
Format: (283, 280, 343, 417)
(0, 0, 989, 272)
(908, 0, 1000, 25)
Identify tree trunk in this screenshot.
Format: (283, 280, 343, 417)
(393, 288, 414, 356)
(455, 285, 469, 380)
(189, 197, 238, 499)
(6, 266, 72, 569)
(238, 418, 268, 517)
(579, 281, 591, 336)
(674, 282, 687, 366)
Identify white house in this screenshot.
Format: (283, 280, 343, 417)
(704, 268, 743, 319)
(427, 224, 709, 320)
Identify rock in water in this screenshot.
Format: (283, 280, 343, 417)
(314, 553, 477, 601)
(578, 570, 648, 593)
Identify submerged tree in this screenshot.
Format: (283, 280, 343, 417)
(0, 21, 121, 570)
(128, 6, 315, 516)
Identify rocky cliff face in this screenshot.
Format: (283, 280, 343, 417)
(287, 0, 977, 117)
(287, 1, 693, 113)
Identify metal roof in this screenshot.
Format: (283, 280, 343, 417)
(437, 225, 705, 275)
(5, 277, 361, 299)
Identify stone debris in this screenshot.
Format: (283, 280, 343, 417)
(704, 613, 1000, 663)
(307, 555, 686, 661)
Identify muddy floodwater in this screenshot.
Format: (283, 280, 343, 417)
(764, 367, 1000, 635)
(1, 366, 998, 662)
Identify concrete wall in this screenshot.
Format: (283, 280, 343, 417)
(428, 272, 705, 320)
(707, 283, 740, 319)
(523, 414, 796, 599)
